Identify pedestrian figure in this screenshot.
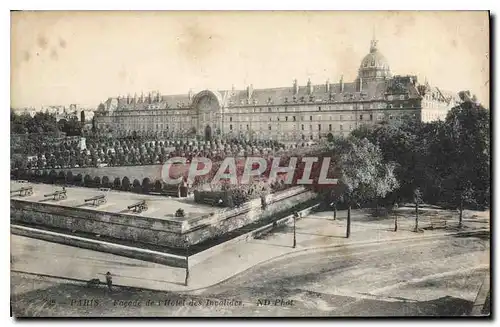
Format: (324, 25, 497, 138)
(105, 272, 113, 292)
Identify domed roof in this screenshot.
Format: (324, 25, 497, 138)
(358, 39, 391, 79)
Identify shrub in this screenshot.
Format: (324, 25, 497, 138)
(83, 174, 92, 187)
(142, 177, 151, 194)
(66, 171, 74, 184)
(48, 170, 58, 184)
(75, 173, 83, 185)
(122, 176, 131, 191)
(175, 208, 185, 217)
(113, 177, 121, 189)
(132, 179, 141, 193)
(58, 171, 66, 183)
(93, 176, 101, 187)
(154, 179, 163, 192)
(102, 176, 110, 188)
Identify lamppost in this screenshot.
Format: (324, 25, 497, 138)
(293, 211, 298, 248)
(184, 236, 190, 286)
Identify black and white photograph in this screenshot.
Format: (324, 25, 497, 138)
(9, 10, 491, 318)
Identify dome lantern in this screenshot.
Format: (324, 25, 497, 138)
(358, 37, 392, 80)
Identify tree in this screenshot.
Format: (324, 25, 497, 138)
(66, 171, 74, 184)
(113, 177, 121, 189)
(93, 176, 101, 187)
(102, 176, 110, 188)
(413, 188, 423, 232)
(132, 179, 141, 193)
(75, 173, 83, 185)
(58, 171, 66, 184)
(48, 169, 58, 184)
(142, 177, 151, 194)
(440, 98, 490, 211)
(83, 174, 92, 187)
(175, 208, 185, 217)
(154, 180, 163, 193)
(333, 137, 399, 238)
(122, 176, 131, 191)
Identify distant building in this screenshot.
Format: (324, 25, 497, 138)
(95, 37, 459, 141)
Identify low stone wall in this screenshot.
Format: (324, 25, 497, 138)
(184, 189, 316, 246)
(10, 200, 189, 247)
(190, 203, 320, 266)
(11, 186, 316, 249)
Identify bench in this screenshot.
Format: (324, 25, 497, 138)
(127, 200, 148, 213)
(430, 215, 447, 229)
(17, 180, 29, 183)
(43, 190, 67, 201)
(84, 194, 107, 206)
(10, 186, 33, 197)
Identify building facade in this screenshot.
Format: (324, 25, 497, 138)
(95, 38, 459, 141)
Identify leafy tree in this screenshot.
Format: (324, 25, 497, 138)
(332, 137, 399, 238)
(93, 176, 101, 187)
(122, 176, 131, 191)
(440, 98, 490, 210)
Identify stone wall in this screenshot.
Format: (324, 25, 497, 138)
(10, 200, 187, 247)
(11, 186, 316, 249)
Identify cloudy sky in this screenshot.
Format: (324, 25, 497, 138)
(11, 11, 489, 108)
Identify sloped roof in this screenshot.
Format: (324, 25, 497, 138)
(106, 76, 438, 111)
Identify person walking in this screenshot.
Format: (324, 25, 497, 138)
(105, 272, 113, 292)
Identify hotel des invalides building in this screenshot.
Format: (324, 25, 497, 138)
(95, 38, 459, 142)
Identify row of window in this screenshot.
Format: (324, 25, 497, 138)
(229, 123, 355, 132)
(228, 114, 377, 122)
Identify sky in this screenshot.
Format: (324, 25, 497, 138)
(10, 11, 490, 108)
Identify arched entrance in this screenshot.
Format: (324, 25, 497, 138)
(205, 125, 212, 141)
(192, 90, 223, 138)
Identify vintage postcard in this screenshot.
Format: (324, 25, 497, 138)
(10, 10, 490, 317)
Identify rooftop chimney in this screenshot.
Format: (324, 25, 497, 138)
(340, 75, 344, 93)
(307, 78, 313, 95)
(247, 84, 253, 99)
(293, 79, 299, 95)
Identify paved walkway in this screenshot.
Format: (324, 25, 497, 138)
(11, 209, 489, 293)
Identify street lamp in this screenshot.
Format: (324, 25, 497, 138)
(293, 211, 298, 248)
(184, 236, 190, 286)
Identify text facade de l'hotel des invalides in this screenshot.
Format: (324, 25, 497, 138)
(95, 37, 458, 141)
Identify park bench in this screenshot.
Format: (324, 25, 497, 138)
(44, 189, 67, 201)
(10, 186, 33, 197)
(84, 194, 107, 206)
(17, 180, 28, 183)
(430, 214, 447, 229)
(127, 200, 148, 213)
